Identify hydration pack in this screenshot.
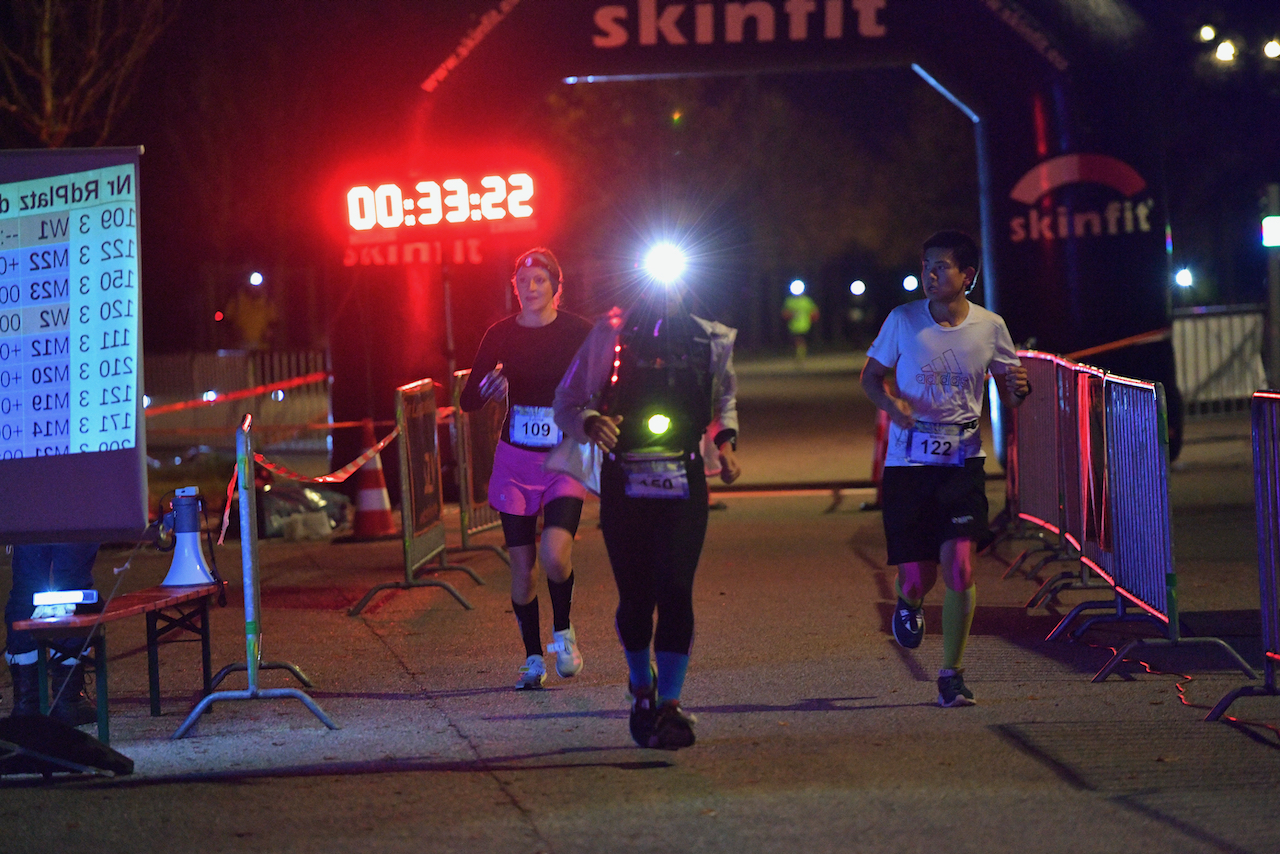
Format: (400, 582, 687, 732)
(603, 304, 713, 456)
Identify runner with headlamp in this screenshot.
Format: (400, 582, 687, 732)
(554, 247, 741, 749)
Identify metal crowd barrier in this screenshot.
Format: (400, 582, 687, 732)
(1172, 305, 1267, 417)
(448, 369, 510, 566)
(1001, 352, 1076, 579)
(173, 413, 338, 738)
(1207, 391, 1280, 719)
(1034, 373, 1255, 681)
(1024, 359, 1114, 608)
(995, 350, 1258, 681)
(348, 380, 483, 616)
(1076, 367, 1116, 589)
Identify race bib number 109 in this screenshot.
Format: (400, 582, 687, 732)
(511, 404, 559, 448)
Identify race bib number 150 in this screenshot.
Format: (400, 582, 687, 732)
(623, 459, 690, 499)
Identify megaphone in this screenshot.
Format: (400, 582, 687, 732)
(162, 487, 216, 586)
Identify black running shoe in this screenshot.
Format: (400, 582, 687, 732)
(937, 670, 976, 707)
(628, 682, 659, 747)
(649, 701, 697, 750)
(891, 597, 925, 649)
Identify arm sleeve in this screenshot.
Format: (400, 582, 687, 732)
(707, 322, 739, 444)
(458, 326, 502, 412)
(554, 323, 608, 443)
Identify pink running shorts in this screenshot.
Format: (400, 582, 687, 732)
(488, 440, 587, 516)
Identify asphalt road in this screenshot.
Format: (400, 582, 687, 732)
(1, 357, 1277, 854)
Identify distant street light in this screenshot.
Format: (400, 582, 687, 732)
(1265, 40, 1280, 60)
(1265, 184, 1280, 386)
(903, 275, 919, 292)
(850, 280, 866, 296)
(1264, 216, 1280, 248)
(1175, 268, 1193, 288)
(1199, 25, 1216, 42)
(1215, 40, 1237, 62)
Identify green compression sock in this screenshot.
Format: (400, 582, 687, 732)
(942, 585, 976, 671)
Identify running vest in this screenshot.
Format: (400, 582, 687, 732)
(603, 308, 714, 456)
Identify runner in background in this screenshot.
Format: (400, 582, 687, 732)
(859, 230, 1029, 707)
(782, 279, 819, 364)
(459, 248, 592, 690)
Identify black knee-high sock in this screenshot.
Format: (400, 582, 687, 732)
(546, 573, 574, 633)
(512, 598, 542, 657)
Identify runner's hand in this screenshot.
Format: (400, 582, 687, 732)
(586, 414, 623, 451)
(1003, 366, 1030, 399)
(889, 396, 916, 430)
(478, 363, 507, 401)
(718, 445, 741, 485)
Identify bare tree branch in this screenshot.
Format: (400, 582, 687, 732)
(0, 0, 176, 147)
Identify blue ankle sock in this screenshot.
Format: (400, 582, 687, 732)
(624, 649, 653, 689)
(655, 651, 689, 702)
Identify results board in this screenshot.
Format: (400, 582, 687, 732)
(0, 148, 147, 543)
(0, 167, 139, 457)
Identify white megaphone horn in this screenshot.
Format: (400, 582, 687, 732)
(162, 486, 216, 586)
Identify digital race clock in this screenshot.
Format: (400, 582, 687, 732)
(346, 173, 534, 231)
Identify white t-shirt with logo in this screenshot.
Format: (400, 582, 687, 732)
(865, 299, 1021, 467)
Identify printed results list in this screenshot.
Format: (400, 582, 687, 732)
(0, 169, 139, 459)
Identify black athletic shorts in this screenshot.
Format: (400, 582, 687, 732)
(881, 457, 988, 565)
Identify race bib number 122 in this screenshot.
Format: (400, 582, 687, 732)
(906, 422, 965, 466)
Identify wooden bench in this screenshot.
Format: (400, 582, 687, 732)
(11, 583, 220, 745)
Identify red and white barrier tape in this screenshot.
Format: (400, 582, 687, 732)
(217, 425, 401, 544)
(1064, 327, 1170, 362)
(147, 413, 452, 438)
(145, 372, 330, 417)
(256, 426, 400, 484)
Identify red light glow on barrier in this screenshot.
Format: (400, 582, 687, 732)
(347, 173, 535, 231)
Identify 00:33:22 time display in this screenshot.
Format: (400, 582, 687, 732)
(347, 173, 533, 231)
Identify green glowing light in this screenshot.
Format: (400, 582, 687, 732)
(648, 414, 671, 435)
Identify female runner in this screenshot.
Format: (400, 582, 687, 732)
(460, 248, 593, 689)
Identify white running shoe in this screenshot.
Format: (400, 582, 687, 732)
(546, 626, 584, 678)
(516, 654, 546, 690)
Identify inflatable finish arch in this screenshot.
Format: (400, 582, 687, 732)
(423, 0, 1178, 426)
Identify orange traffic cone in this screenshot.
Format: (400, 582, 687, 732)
(350, 419, 397, 538)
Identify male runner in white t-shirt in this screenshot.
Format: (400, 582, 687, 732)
(860, 230, 1030, 706)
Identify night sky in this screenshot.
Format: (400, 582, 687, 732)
(5, 1, 1275, 355)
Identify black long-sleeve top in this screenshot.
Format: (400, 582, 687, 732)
(459, 311, 592, 449)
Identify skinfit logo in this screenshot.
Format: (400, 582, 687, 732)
(1008, 153, 1154, 244)
(592, 1, 888, 48)
(916, 349, 973, 394)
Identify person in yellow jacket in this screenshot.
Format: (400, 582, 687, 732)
(782, 279, 819, 362)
